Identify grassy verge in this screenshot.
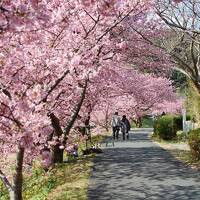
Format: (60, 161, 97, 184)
(0, 155, 94, 200)
(151, 133, 200, 171)
(27, 155, 94, 200)
(168, 149, 200, 171)
(0, 135, 105, 200)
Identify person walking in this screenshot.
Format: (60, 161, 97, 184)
(122, 115, 131, 140)
(111, 112, 121, 140)
(121, 119, 127, 140)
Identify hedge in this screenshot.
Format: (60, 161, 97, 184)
(188, 128, 200, 161)
(154, 115, 177, 140)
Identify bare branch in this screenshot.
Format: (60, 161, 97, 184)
(40, 69, 70, 103)
(0, 169, 13, 193)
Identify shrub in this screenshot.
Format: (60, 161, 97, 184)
(176, 130, 188, 142)
(153, 119, 159, 137)
(188, 128, 200, 161)
(154, 115, 177, 140)
(173, 115, 183, 130)
(173, 115, 191, 130)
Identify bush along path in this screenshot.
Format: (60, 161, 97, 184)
(88, 129, 200, 200)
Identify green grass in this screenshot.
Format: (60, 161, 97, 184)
(0, 181, 9, 200)
(167, 149, 200, 170)
(0, 135, 105, 200)
(151, 130, 200, 170)
(0, 155, 94, 200)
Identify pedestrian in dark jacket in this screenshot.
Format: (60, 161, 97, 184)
(122, 115, 131, 140)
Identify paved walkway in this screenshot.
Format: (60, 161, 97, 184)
(88, 129, 200, 200)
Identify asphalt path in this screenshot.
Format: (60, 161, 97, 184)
(88, 129, 200, 200)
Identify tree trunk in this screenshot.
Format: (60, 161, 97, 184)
(13, 146, 24, 200)
(63, 79, 88, 143)
(135, 117, 142, 128)
(48, 113, 64, 163)
(49, 79, 88, 163)
(105, 107, 109, 132)
(0, 147, 24, 200)
(138, 117, 142, 128)
(52, 144, 64, 163)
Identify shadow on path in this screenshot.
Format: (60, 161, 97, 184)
(88, 131, 200, 200)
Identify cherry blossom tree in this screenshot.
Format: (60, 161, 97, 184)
(110, 20, 173, 76)
(89, 67, 182, 129)
(0, 1, 156, 199)
(122, 0, 200, 94)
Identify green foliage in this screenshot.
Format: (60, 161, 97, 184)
(173, 115, 182, 130)
(22, 166, 56, 200)
(0, 158, 92, 200)
(0, 135, 104, 200)
(131, 116, 154, 128)
(188, 128, 200, 161)
(173, 115, 191, 130)
(0, 181, 9, 200)
(153, 119, 159, 137)
(91, 135, 104, 144)
(186, 81, 200, 126)
(154, 114, 192, 140)
(176, 131, 188, 142)
(142, 116, 154, 128)
(154, 115, 177, 140)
